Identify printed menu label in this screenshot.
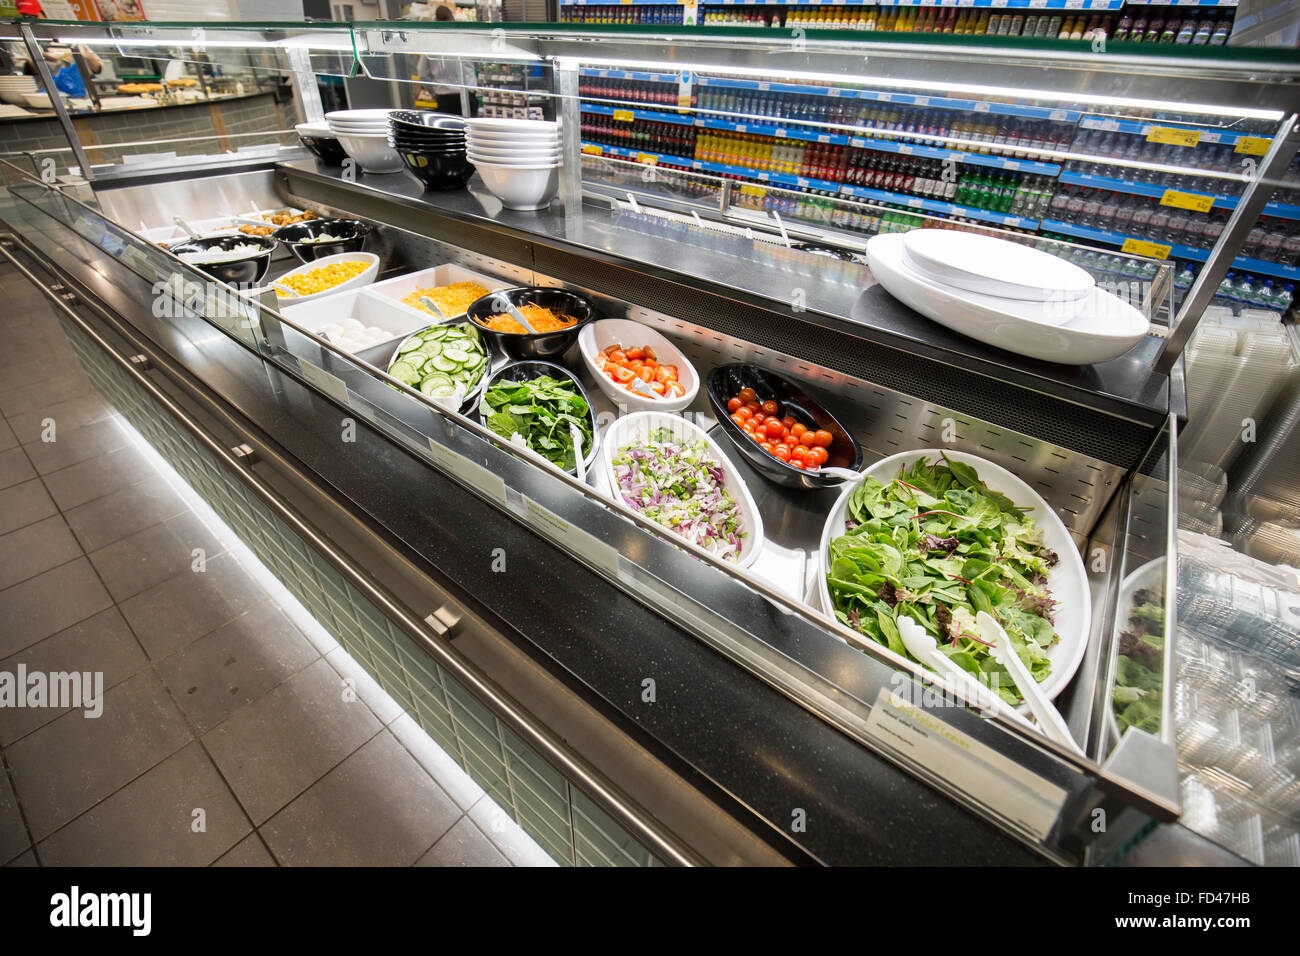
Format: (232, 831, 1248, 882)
(522, 495, 621, 577)
(426, 439, 507, 505)
(1122, 237, 1172, 260)
(1235, 136, 1270, 157)
(1160, 189, 1215, 213)
(865, 689, 1067, 842)
(1147, 126, 1202, 148)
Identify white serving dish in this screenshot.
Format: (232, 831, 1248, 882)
(600, 411, 764, 570)
(333, 132, 404, 173)
(816, 448, 1091, 703)
(280, 288, 425, 355)
(577, 318, 699, 413)
(359, 262, 511, 324)
(22, 92, 55, 110)
(867, 233, 1149, 365)
(272, 251, 380, 305)
(901, 228, 1096, 303)
(473, 162, 560, 210)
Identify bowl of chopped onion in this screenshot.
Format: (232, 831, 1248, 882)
(168, 235, 277, 286)
(272, 218, 372, 263)
(465, 286, 594, 361)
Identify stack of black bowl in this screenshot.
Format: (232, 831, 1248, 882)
(388, 111, 473, 191)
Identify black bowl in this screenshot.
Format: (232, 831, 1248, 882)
(791, 242, 864, 263)
(390, 110, 468, 131)
(706, 363, 863, 490)
(478, 360, 600, 476)
(389, 136, 467, 152)
(389, 122, 467, 137)
(168, 234, 276, 286)
(397, 149, 475, 191)
(298, 133, 348, 166)
(465, 287, 594, 361)
(272, 217, 372, 263)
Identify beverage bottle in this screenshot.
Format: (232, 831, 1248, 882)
(1160, 18, 1178, 43)
(1210, 19, 1231, 44)
(1112, 14, 1131, 41)
(1176, 17, 1196, 44)
(1193, 17, 1212, 44)
(1129, 16, 1148, 42)
(1144, 18, 1164, 42)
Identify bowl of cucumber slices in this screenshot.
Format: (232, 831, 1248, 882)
(385, 320, 492, 412)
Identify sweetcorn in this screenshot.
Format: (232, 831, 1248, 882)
(276, 260, 370, 297)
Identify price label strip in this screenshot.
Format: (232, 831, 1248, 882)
(426, 439, 508, 506)
(612, 108, 634, 123)
(1235, 136, 1270, 157)
(581, 143, 603, 155)
(522, 495, 621, 578)
(1147, 126, 1202, 148)
(864, 689, 1067, 842)
(1160, 189, 1215, 213)
(1122, 237, 1173, 260)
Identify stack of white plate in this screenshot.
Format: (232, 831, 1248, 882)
(0, 76, 39, 105)
(325, 109, 403, 174)
(866, 228, 1150, 365)
(465, 118, 561, 211)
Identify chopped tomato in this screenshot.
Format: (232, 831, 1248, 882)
(608, 349, 626, 364)
(648, 380, 666, 394)
(667, 381, 686, 397)
(614, 367, 635, 383)
(636, 367, 654, 383)
(624, 347, 645, 360)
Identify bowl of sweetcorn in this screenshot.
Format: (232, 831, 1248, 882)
(273, 252, 380, 305)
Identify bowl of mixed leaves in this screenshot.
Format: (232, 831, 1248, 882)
(478, 361, 598, 476)
(818, 450, 1090, 705)
(1110, 558, 1165, 738)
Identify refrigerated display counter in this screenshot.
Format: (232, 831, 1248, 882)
(2, 16, 1297, 867)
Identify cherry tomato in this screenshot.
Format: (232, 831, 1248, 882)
(627, 359, 644, 373)
(637, 367, 654, 383)
(751, 413, 767, 429)
(765, 421, 786, 441)
(727, 397, 742, 413)
(789, 458, 806, 470)
(790, 445, 809, 462)
(608, 350, 627, 364)
(736, 406, 752, 419)
(649, 380, 666, 394)
(761, 400, 779, 417)
(740, 420, 754, 433)
(667, 382, 686, 398)
(745, 401, 761, 416)
(654, 366, 675, 385)
(738, 387, 757, 404)
(773, 444, 791, 462)
(789, 423, 807, 439)
(660, 365, 678, 380)
(594, 353, 607, 370)
(759, 442, 775, 454)
(614, 368, 635, 383)
(813, 429, 834, 448)
(624, 347, 645, 360)
(796, 432, 814, 448)
(807, 446, 829, 467)
(730, 414, 746, 428)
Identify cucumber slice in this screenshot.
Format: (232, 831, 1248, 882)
(389, 362, 420, 384)
(431, 355, 459, 372)
(431, 384, 458, 398)
(419, 340, 444, 357)
(421, 373, 452, 388)
(443, 348, 470, 363)
(396, 336, 423, 354)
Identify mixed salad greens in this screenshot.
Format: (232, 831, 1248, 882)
(611, 427, 746, 564)
(1114, 586, 1164, 735)
(826, 454, 1061, 705)
(480, 375, 594, 472)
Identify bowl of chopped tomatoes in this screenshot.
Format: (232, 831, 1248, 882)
(577, 318, 699, 413)
(706, 364, 862, 490)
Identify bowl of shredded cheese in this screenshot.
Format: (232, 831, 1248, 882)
(273, 252, 380, 304)
(465, 286, 594, 360)
(400, 280, 490, 320)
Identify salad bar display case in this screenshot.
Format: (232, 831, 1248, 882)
(2, 16, 1299, 867)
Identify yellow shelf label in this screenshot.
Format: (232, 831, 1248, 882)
(1235, 136, 1270, 156)
(581, 144, 602, 155)
(677, 94, 692, 109)
(1147, 126, 1202, 148)
(1160, 189, 1214, 213)
(1122, 237, 1172, 260)
(636, 153, 658, 166)
(612, 108, 634, 123)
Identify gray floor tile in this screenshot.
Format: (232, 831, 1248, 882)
(88, 512, 225, 602)
(0, 607, 149, 747)
(157, 601, 320, 734)
(0, 558, 113, 659)
(0, 514, 83, 592)
(36, 742, 250, 866)
(414, 816, 509, 867)
(0, 446, 36, 491)
(4, 669, 192, 840)
(201, 657, 382, 825)
(40, 442, 153, 511)
(3, 849, 37, 866)
(389, 713, 484, 812)
(63, 473, 187, 552)
(7, 392, 116, 446)
(0, 371, 95, 419)
(21, 416, 131, 476)
(0, 478, 57, 536)
(259, 731, 460, 866)
(0, 357, 73, 394)
(212, 832, 277, 867)
(0, 769, 30, 865)
(0, 419, 14, 452)
(118, 552, 266, 661)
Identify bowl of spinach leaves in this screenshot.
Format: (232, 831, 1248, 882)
(478, 361, 599, 476)
(817, 449, 1090, 705)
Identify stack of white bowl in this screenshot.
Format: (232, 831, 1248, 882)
(465, 118, 562, 211)
(0, 76, 39, 106)
(325, 109, 403, 174)
(866, 228, 1151, 365)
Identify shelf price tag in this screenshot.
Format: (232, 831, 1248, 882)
(1235, 136, 1270, 157)
(636, 153, 658, 166)
(426, 440, 507, 505)
(612, 109, 634, 123)
(1160, 188, 1215, 213)
(1049, 109, 1069, 122)
(581, 143, 603, 155)
(521, 495, 621, 577)
(297, 359, 350, 406)
(974, 101, 991, 113)
(864, 689, 1068, 843)
(1147, 126, 1202, 148)
(1122, 237, 1172, 260)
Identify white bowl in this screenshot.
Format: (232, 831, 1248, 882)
(273, 251, 380, 305)
(467, 144, 562, 162)
(600, 411, 764, 569)
(296, 121, 333, 137)
(577, 318, 699, 413)
(467, 134, 561, 150)
(467, 117, 560, 133)
(333, 132, 404, 173)
(473, 162, 560, 210)
(467, 151, 562, 167)
(326, 109, 394, 124)
(867, 233, 1149, 366)
(902, 229, 1096, 303)
(22, 92, 54, 110)
(816, 448, 1090, 704)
